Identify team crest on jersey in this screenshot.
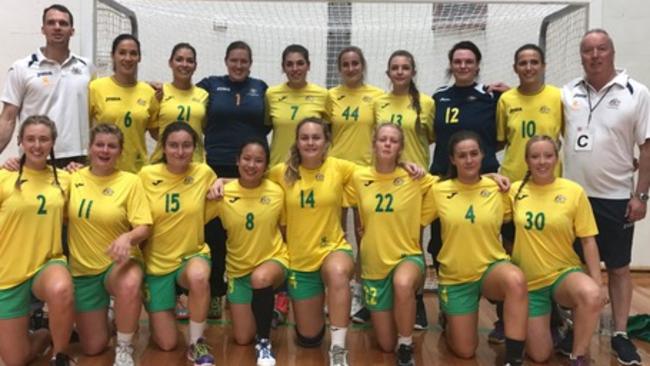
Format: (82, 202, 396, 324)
(467, 96, 477, 102)
(260, 196, 271, 205)
(183, 176, 194, 185)
(305, 95, 314, 102)
(319, 236, 328, 247)
(539, 105, 551, 114)
(102, 187, 114, 196)
(607, 98, 621, 109)
(362, 96, 372, 103)
(393, 177, 404, 186)
(571, 99, 581, 110)
(137, 98, 146, 106)
(509, 107, 522, 114)
(247, 88, 259, 97)
(71, 67, 82, 75)
(315, 173, 325, 181)
(480, 189, 491, 197)
(191, 98, 201, 103)
(554, 194, 567, 203)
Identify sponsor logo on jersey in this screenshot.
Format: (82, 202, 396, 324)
(163, 96, 174, 102)
(574, 93, 587, 98)
(17, 179, 28, 185)
(509, 107, 523, 113)
(467, 96, 477, 102)
(515, 194, 528, 201)
(137, 98, 146, 106)
(363, 180, 374, 187)
(183, 176, 194, 185)
(74, 182, 84, 188)
(315, 173, 325, 181)
(393, 177, 404, 186)
(480, 189, 491, 197)
(446, 192, 458, 199)
(216, 87, 231, 92)
(260, 196, 271, 204)
(337, 95, 346, 100)
(106, 97, 121, 102)
(229, 197, 240, 203)
(381, 103, 390, 109)
(607, 98, 621, 109)
(102, 187, 114, 196)
(439, 97, 451, 102)
(37, 71, 53, 77)
(278, 96, 288, 102)
(152, 180, 163, 186)
(247, 88, 259, 97)
(554, 194, 567, 203)
(540, 105, 551, 114)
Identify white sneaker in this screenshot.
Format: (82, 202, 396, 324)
(113, 342, 134, 366)
(329, 345, 349, 366)
(255, 338, 276, 366)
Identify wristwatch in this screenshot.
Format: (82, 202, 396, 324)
(634, 192, 649, 202)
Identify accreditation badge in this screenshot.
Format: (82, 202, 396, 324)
(573, 125, 594, 152)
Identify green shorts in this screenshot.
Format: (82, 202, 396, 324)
(144, 255, 210, 313)
(362, 255, 425, 312)
(439, 260, 507, 316)
(288, 249, 353, 301)
(227, 260, 288, 304)
(73, 265, 114, 313)
(0, 260, 68, 319)
(529, 268, 582, 317)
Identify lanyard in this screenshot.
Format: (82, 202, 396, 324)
(586, 83, 614, 126)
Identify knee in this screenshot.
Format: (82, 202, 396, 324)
(3, 349, 30, 366)
(505, 271, 528, 298)
(233, 332, 255, 346)
(378, 340, 394, 353)
(527, 348, 552, 364)
(250, 271, 272, 289)
(451, 345, 475, 360)
(578, 285, 603, 313)
(187, 270, 210, 292)
(115, 273, 142, 300)
(82, 338, 108, 356)
(154, 335, 177, 352)
(47, 279, 74, 305)
(393, 276, 417, 298)
(295, 326, 325, 348)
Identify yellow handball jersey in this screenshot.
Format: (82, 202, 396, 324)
(496, 85, 563, 181)
(67, 167, 153, 276)
(205, 179, 289, 279)
(346, 167, 437, 279)
(265, 82, 328, 166)
(374, 92, 434, 168)
(150, 83, 208, 163)
(268, 157, 354, 271)
(138, 163, 216, 275)
(510, 178, 598, 290)
(89, 77, 159, 173)
(327, 84, 385, 166)
(423, 178, 510, 285)
(0, 167, 69, 289)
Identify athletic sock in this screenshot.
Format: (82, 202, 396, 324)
(252, 286, 275, 340)
(189, 320, 206, 345)
(330, 326, 348, 349)
(505, 337, 525, 363)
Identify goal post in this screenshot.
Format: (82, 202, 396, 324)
(94, 0, 589, 90)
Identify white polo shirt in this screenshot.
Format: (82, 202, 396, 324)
(562, 70, 650, 199)
(1, 48, 93, 158)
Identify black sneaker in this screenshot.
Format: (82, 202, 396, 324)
(414, 297, 428, 330)
(488, 320, 505, 344)
(352, 306, 371, 324)
(396, 344, 415, 366)
(50, 353, 73, 366)
(556, 330, 573, 357)
(611, 333, 641, 365)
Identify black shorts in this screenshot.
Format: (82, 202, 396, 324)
(574, 197, 634, 269)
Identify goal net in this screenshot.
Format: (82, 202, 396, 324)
(96, 0, 588, 92)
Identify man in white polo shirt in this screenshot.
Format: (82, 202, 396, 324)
(563, 29, 650, 366)
(0, 4, 92, 165)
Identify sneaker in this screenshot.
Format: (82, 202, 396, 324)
(50, 353, 73, 366)
(187, 338, 215, 366)
(350, 282, 364, 318)
(352, 306, 371, 324)
(329, 345, 349, 366)
(272, 292, 289, 328)
(255, 338, 276, 366)
(30, 307, 49, 330)
(611, 333, 641, 365)
(503, 359, 523, 366)
(570, 355, 590, 366)
(396, 344, 415, 366)
(414, 297, 428, 330)
(556, 331, 573, 357)
(175, 296, 190, 320)
(113, 342, 135, 366)
(207, 296, 222, 320)
(488, 320, 505, 344)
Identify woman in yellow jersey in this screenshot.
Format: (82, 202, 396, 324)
(266, 44, 327, 166)
(0, 116, 74, 366)
(347, 123, 436, 365)
(89, 34, 159, 173)
(497, 44, 563, 182)
(510, 136, 605, 365)
(267, 117, 355, 365)
(150, 43, 208, 163)
(423, 131, 528, 366)
(67, 124, 152, 365)
(139, 122, 217, 366)
(207, 138, 288, 366)
(327, 46, 385, 323)
(374, 50, 434, 169)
